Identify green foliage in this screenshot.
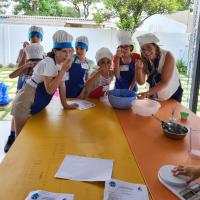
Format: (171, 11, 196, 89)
(14, 0, 64, 16)
(176, 58, 187, 75)
(13, 0, 99, 18)
(66, 0, 100, 19)
(93, 0, 192, 32)
(0, 0, 10, 14)
(63, 6, 80, 17)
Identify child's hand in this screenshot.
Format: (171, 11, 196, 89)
(172, 165, 200, 184)
(64, 103, 79, 109)
(23, 41, 30, 48)
(78, 92, 85, 99)
(137, 92, 149, 99)
(62, 58, 72, 71)
(115, 47, 123, 58)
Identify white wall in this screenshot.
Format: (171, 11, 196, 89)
(0, 23, 190, 66)
(0, 24, 119, 65)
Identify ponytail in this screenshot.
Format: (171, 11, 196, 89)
(47, 48, 62, 59)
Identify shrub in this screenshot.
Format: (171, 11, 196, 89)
(7, 63, 17, 68)
(176, 58, 187, 75)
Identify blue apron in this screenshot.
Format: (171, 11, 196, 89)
(147, 54, 183, 102)
(30, 80, 54, 115)
(65, 56, 88, 98)
(115, 59, 138, 92)
(31, 58, 56, 115)
(17, 75, 26, 91)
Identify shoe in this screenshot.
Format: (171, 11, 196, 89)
(4, 135, 15, 153)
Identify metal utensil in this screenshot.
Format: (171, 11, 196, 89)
(152, 114, 189, 139)
(171, 106, 177, 122)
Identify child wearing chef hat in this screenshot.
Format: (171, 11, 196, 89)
(9, 30, 78, 149)
(65, 35, 95, 98)
(79, 47, 114, 98)
(9, 43, 44, 80)
(113, 31, 140, 92)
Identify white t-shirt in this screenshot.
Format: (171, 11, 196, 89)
(27, 57, 69, 88)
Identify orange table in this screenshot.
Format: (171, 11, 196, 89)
(115, 99, 200, 200)
(0, 99, 146, 199)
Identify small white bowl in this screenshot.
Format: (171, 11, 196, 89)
(132, 99, 161, 116)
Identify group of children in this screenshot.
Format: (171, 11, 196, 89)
(4, 26, 197, 186)
(4, 26, 139, 152)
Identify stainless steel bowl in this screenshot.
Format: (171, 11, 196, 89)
(161, 122, 189, 140)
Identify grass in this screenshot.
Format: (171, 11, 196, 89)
(0, 67, 199, 120)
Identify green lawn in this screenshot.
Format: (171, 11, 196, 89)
(0, 67, 199, 120)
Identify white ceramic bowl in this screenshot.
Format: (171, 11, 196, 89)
(132, 99, 161, 116)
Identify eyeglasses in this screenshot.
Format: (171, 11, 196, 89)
(141, 45, 155, 53)
(141, 47, 154, 53)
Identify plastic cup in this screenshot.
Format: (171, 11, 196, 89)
(189, 129, 200, 158)
(180, 111, 189, 121)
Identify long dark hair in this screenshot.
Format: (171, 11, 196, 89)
(141, 43, 161, 74)
(47, 48, 62, 59)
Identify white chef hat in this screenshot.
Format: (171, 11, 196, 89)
(28, 26, 43, 41)
(53, 30, 73, 49)
(95, 47, 113, 64)
(24, 43, 44, 60)
(117, 31, 133, 46)
(137, 33, 160, 47)
(75, 36, 89, 51)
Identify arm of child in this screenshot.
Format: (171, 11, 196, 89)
(59, 82, 78, 109)
(79, 70, 101, 98)
(135, 59, 146, 85)
(17, 49, 27, 68)
(129, 75, 136, 91)
(43, 58, 72, 95)
(113, 48, 122, 79)
(9, 62, 35, 78)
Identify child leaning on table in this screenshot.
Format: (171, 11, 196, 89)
(172, 165, 200, 184)
(10, 30, 78, 137)
(79, 47, 114, 98)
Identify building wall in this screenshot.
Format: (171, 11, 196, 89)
(0, 23, 190, 66)
(0, 24, 119, 65)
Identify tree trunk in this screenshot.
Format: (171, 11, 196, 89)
(32, 0, 37, 13)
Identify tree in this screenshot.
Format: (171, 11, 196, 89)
(64, 0, 99, 18)
(14, 0, 65, 16)
(63, 6, 80, 17)
(0, 0, 10, 14)
(93, 0, 193, 32)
